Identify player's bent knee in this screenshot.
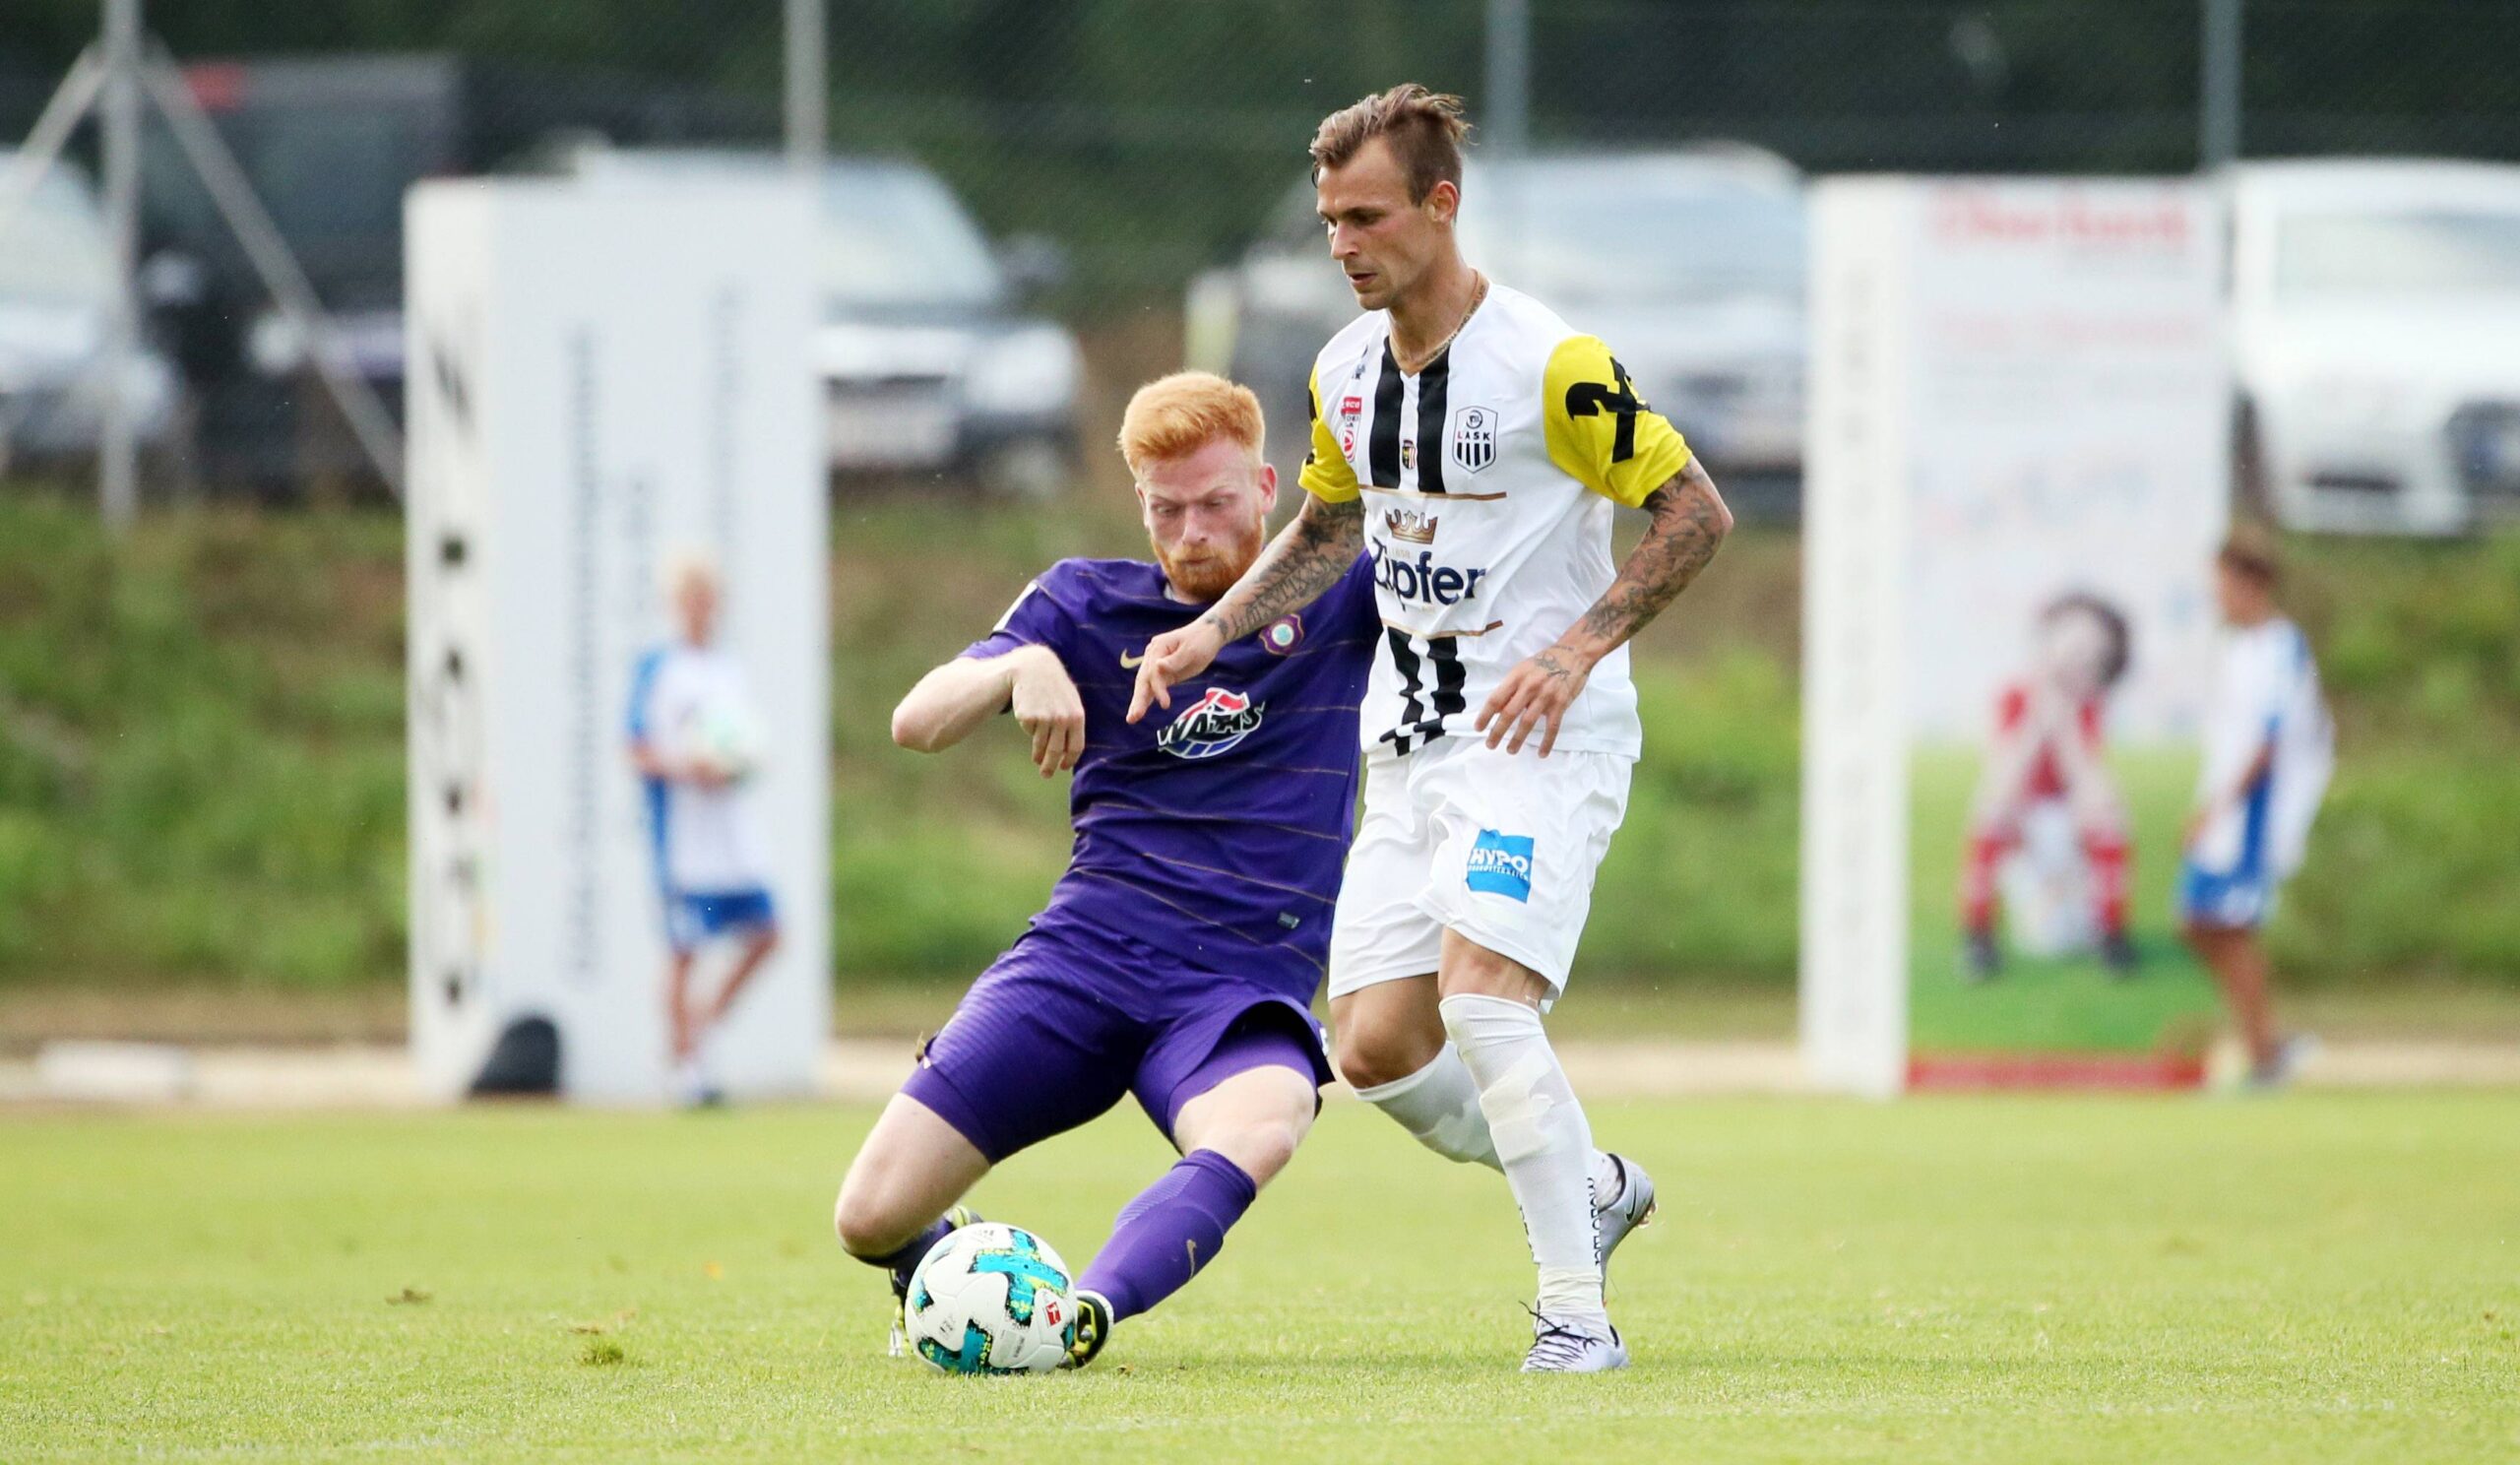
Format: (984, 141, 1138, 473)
(832, 1179, 920, 1260)
(1333, 1021, 1442, 1091)
(1206, 1115, 1306, 1187)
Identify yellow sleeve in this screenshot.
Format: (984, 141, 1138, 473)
(1542, 334, 1692, 507)
(1296, 364, 1360, 503)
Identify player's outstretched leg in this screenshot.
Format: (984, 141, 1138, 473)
(1436, 937, 1626, 1373)
(1336, 977, 1656, 1284)
(834, 1093, 993, 1356)
(1068, 1055, 1317, 1368)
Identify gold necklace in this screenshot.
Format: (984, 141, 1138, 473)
(1397, 271, 1486, 375)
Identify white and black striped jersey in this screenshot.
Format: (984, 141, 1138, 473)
(1299, 282, 1693, 759)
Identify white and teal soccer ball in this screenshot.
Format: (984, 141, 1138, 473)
(903, 1223, 1075, 1375)
(688, 703, 760, 783)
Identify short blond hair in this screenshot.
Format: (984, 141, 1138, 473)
(661, 546, 721, 598)
(1117, 371, 1265, 475)
(1310, 84, 1472, 202)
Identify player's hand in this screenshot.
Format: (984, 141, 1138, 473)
(1476, 645, 1595, 757)
(1008, 647, 1086, 777)
(685, 759, 735, 792)
(1126, 619, 1226, 725)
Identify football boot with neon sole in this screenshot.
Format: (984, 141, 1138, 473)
(887, 1205, 981, 1359)
(1062, 1289, 1115, 1369)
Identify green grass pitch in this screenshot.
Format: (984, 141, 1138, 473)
(5, 1094, 2516, 1462)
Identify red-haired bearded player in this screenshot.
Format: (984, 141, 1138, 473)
(1960, 593, 2137, 982)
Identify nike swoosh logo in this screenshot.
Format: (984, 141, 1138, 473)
(1120, 651, 1146, 668)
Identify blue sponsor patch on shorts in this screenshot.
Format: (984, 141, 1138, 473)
(1465, 829, 1536, 902)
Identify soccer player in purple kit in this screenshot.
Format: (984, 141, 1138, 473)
(831, 372, 1377, 1368)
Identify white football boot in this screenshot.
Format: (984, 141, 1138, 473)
(1521, 1309, 1629, 1373)
(1596, 1153, 1658, 1284)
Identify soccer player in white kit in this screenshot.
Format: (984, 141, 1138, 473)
(2179, 531, 2332, 1090)
(626, 552, 783, 1107)
(1128, 85, 1732, 1371)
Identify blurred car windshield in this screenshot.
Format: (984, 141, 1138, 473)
(2277, 207, 2520, 300)
(1470, 164, 1804, 302)
(822, 163, 1003, 313)
(0, 165, 110, 306)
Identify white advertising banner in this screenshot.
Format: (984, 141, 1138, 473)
(406, 176, 826, 1105)
(1802, 177, 2229, 1096)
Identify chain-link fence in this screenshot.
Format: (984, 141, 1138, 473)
(5, 0, 2519, 497)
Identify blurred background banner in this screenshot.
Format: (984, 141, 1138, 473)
(1804, 176, 2228, 1094)
(404, 176, 825, 1104)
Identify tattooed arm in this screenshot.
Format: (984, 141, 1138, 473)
(1126, 493, 1365, 724)
(1476, 458, 1732, 755)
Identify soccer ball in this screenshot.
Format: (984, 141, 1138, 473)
(903, 1223, 1075, 1375)
(687, 702, 759, 783)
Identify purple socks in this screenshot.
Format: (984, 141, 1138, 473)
(1076, 1149, 1258, 1320)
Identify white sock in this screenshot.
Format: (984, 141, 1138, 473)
(1355, 1046, 1625, 1206)
(1439, 992, 1606, 1325)
(1352, 1043, 1501, 1170)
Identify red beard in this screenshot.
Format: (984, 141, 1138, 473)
(1151, 524, 1266, 603)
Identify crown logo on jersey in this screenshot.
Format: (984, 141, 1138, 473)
(1384, 508, 1439, 544)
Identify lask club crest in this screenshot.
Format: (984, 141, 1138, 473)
(1158, 686, 1266, 759)
(1451, 405, 1497, 473)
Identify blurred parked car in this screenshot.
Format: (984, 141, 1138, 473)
(141, 54, 766, 495)
(1188, 146, 1805, 496)
(570, 148, 1082, 498)
(2230, 159, 2520, 536)
(0, 153, 177, 476)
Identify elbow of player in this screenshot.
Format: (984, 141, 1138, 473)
(1698, 475, 1736, 540)
(890, 701, 940, 754)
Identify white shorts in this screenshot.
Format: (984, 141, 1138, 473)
(1327, 735, 1633, 1003)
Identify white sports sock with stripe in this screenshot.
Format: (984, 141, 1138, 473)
(1439, 992, 1607, 1325)
(1353, 1042, 1501, 1169)
(1354, 1043, 1624, 1204)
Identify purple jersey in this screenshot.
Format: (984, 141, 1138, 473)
(963, 555, 1377, 997)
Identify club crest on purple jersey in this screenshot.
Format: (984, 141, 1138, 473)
(1260, 613, 1304, 656)
(1157, 686, 1266, 760)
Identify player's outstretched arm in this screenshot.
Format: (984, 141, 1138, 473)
(892, 645, 1087, 776)
(1127, 493, 1365, 723)
(1478, 459, 1732, 755)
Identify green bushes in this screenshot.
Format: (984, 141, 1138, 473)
(1, 486, 2512, 989)
(0, 494, 408, 987)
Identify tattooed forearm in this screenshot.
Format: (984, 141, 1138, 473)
(1563, 458, 1732, 660)
(1199, 494, 1365, 643)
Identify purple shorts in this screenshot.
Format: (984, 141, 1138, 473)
(901, 923, 1332, 1164)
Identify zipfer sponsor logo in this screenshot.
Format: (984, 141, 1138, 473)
(1368, 540, 1488, 606)
(1465, 829, 1536, 902)
(1158, 686, 1265, 759)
